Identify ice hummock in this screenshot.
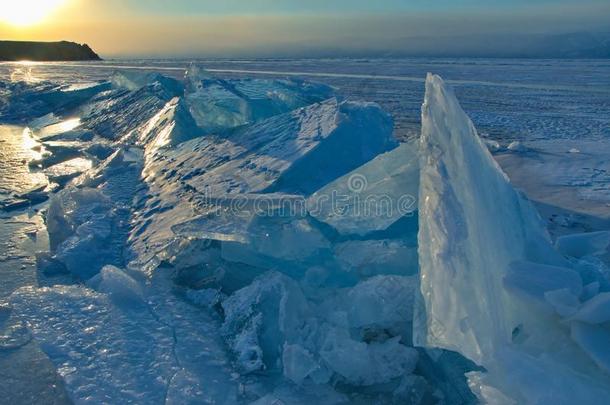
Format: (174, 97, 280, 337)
(308, 141, 418, 237)
(121, 79, 425, 398)
(555, 231, 610, 258)
(184, 64, 334, 133)
(5, 66, 610, 404)
(111, 70, 183, 95)
(129, 96, 398, 276)
(80, 74, 183, 141)
(14, 67, 436, 403)
(415, 72, 556, 363)
(415, 73, 610, 403)
(45, 146, 144, 280)
(220, 271, 420, 387)
(0, 80, 110, 122)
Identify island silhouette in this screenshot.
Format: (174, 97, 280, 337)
(0, 40, 101, 61)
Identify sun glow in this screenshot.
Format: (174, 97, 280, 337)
(0, 0, 67, 27)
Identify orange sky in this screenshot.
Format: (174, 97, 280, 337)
(1, 0, 609, 57)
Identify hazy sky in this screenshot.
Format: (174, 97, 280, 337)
(1, 0, 609, 57)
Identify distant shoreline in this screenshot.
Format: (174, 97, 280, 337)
(0, 40, 101, 61)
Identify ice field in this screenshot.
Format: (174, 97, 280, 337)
(0, 59, 609, 404)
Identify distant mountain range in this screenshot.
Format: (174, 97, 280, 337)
(256, 31, 610, 59)
(0, 40, 101, 61)
(370, 32, 610, 59)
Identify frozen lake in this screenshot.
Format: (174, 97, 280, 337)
(0, 58, 610, 403)
(3, 58, 610, 142)
(0, 125, 70, 404)
(3, 58, 609, 224)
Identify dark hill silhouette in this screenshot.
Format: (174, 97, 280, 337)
(0, 40, 101, 61)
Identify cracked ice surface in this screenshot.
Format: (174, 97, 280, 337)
(9, 266, 241, 404)
(9, 285, 178, 403)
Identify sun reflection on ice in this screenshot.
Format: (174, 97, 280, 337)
(45, 157, 93, 181)
(21, 128, 45, 160)
(10, 66, 41, 83)
(36, 118, 82, 139)
(56, 118, 81, 132)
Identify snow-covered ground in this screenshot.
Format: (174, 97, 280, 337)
(0, 59, 609, 404)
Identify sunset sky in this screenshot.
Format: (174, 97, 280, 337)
(1, 0, 609, 57)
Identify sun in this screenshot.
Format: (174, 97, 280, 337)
(0, 0, 67, 27)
